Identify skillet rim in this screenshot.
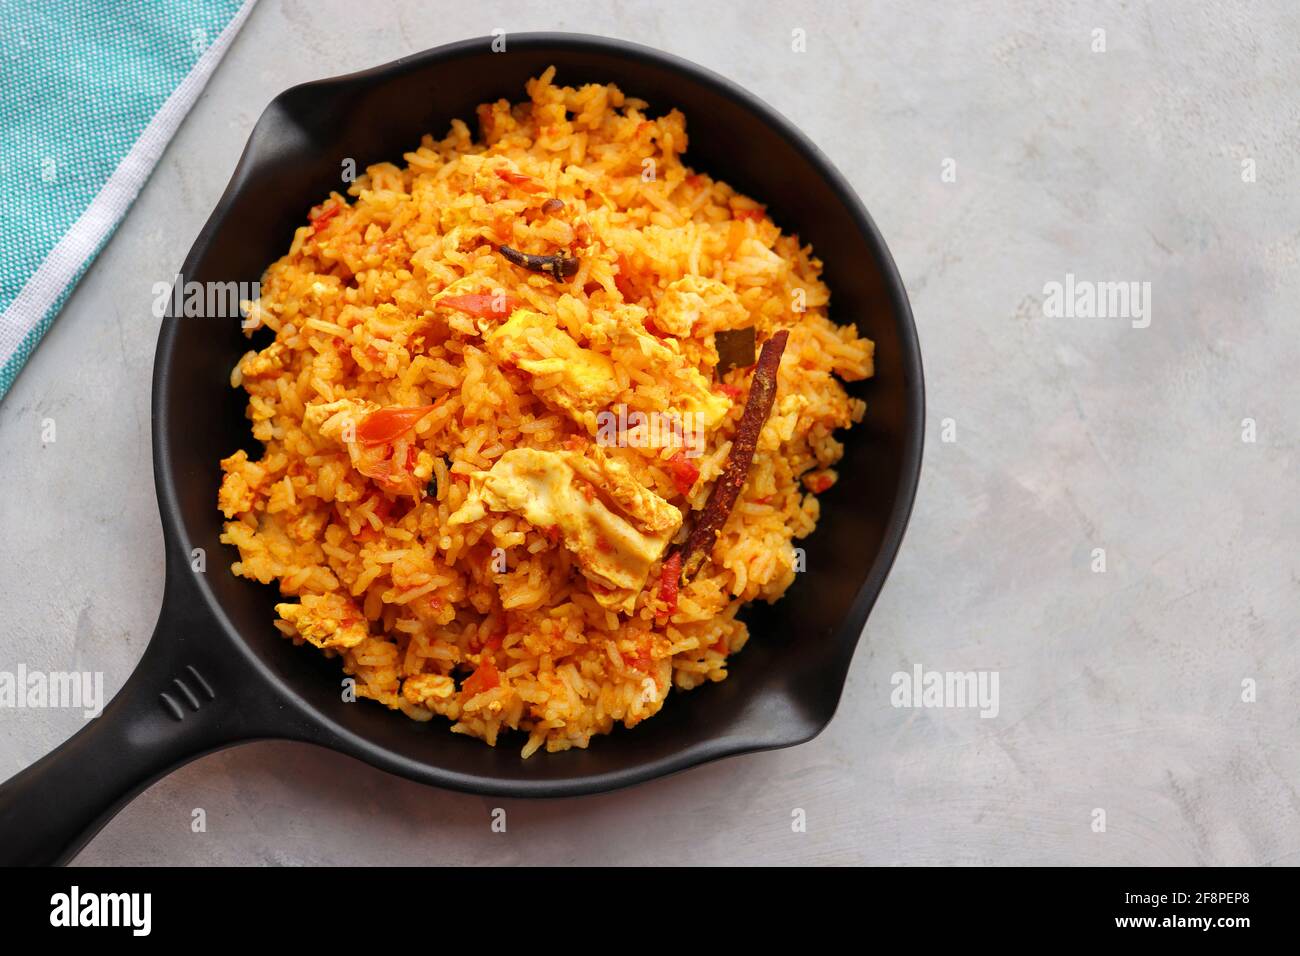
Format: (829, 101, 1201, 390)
(151, 32, 925, 797)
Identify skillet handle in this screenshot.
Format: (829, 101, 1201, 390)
(0, 568, 274, 866)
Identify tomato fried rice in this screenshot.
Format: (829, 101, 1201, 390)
(218, 68, 874, 757)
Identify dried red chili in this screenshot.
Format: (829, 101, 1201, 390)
(677, 329, 790, 579)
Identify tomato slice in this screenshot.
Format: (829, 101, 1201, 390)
(494, 168, 547, 193)
(627, 642, 655, 673)
(462, 658, 500, 698)
(807, 473, 836, 494)
(356, 405, 435, 446)
(436, 292, 521, 319)
(657, 550, 682, 619)
(666, 452, 700, 497)
(310, 202, 342, 234)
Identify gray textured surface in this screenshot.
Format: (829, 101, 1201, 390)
(1, 0, 1297, 866)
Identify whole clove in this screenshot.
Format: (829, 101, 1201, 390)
(499, 244, 579, 282)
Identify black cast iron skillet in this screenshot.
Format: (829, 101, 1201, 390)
(0, 33, 923, 865)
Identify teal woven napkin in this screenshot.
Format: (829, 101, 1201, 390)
(0, 0, 256, 399)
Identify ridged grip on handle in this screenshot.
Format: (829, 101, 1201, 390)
(0, 564, 276, 865)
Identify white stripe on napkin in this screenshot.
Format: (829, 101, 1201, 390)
(0, 0, 257, 371)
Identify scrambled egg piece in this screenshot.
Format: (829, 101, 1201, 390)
(302, 397, 429, 496)
(486, 309, 620, 418)
(302, 398, 375, 448)
(448, 448, 681, 613)
(402, 673, 457, 706)
(276, 593, 369, 650)
(656, 275, 749, 337)
(238, 341, 289, 379)
(218, 449, 258, 517)
(487, 308, 729, 434)
(624, 332, 731, 431)
(591, 303, 731, 430)
(566, 446, 681, 534)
